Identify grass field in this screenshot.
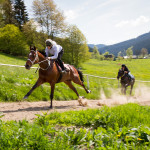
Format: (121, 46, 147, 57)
(1, 52, 150, 101)
(0, 103, 150, 149)
(0, 53, 150, 149)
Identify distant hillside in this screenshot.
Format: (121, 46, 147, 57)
(98, 32, 150, 56)
(88, 44, 106, 52)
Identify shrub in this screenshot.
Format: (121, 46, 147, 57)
(0, 24, 28, 56)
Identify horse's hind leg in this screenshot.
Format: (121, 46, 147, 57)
(72, 77, 90, 94)
(23, 78, 43, 99)
(64, 81, 79, 97)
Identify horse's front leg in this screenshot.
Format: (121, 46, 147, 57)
(124, 86, 127, 95)
(50, 83, 55, 108)
(130, 84, 133, 95)
(24, 78, 43, 99)
(121, 84, 124, 94)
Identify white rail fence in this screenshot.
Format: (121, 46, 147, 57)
(1, 63, 150, 89)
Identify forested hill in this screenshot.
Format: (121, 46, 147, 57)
(88, 44, 106, 52)
(97, 32, 150, 56)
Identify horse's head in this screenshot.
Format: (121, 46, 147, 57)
(117, 69, 124, 80)
(25, 46, 39, 70)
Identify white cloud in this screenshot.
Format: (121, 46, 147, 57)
(115, 16, 150, 28)
(64, 10, 78, 22)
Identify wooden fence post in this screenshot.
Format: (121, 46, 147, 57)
(87, 75, 89, 89)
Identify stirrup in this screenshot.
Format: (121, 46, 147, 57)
(61, 70, 66, 73)
(64, 67, 69, 72)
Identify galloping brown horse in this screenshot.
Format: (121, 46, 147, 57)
(24, 46, 90, 108)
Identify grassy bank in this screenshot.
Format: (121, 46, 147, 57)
(0, 52, 150, 101)
(0, 103, 150, 149)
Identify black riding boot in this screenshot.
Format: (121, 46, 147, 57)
(128, 75, 131, 81)
(57, 59, 66, 73)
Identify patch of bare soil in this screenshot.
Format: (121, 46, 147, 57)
(0, 100, 101, 122)
(0, 86, 150, 122)
(0, 98, 150, 122)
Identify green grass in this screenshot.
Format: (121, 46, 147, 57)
(0, 104, 150, 149)
(34, 103, 150, 129)
(82, 58, 150, 80)
(0, 52, 150, 101)
(1, 53, 150, 149)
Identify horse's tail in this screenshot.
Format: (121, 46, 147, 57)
(77, 69, 84, 82)
(70, 65, 84, 82)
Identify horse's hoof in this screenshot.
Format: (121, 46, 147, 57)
(87, 90, 91, 93)
(23, 96, 28, 99)
(49, 106, 53, 109)
(79, 96, 84, 99)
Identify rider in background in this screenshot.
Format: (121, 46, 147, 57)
(121, 64, 133, 81)
(45, 39, 66, 73)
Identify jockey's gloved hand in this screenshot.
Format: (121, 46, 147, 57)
(48, 57, 51, 60)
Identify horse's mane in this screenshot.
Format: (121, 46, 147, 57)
(38, 50, 47, 57)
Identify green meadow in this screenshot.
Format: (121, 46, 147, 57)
(0, 53, 150, 149)
(0, 103, 150, 149)
(0, 52, 150, 102)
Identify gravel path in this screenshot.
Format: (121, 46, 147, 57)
(0, 93, 150, 122)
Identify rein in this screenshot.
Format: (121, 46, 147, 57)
(121, 72, 125, 78)
(120, 71, 128, 82)
(28, 50, 50, 71)
(118, 69, 126, 78)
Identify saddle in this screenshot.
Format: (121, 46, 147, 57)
(126, 74, 134, 83)
(55, 60, 70, 83)
(55, 60, 62, 72)
(55, 60, 69, 73)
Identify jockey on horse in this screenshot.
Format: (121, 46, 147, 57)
(121, 64, 134, 82)
(45, 39, 67, 73)
(24, 46, 91, 108)
(117, 64, 135, 95)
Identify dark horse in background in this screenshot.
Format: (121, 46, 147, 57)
(117, 69, 135, 95)
(24, 46, 90, 108)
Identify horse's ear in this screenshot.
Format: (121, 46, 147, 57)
(30, 45, 32, 50)
(34, 46, 36, 51)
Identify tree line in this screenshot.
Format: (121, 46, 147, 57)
(0, 0, 90, 67)
(91, 45, 149, 61)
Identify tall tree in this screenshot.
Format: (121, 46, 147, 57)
(92, 46, 100, 59)
(141, 48, 148, 57)
(0, 0, 5, 27)
(3, 0, 16, 24)
(118, 51, 122, 57)
(23, 19, 48, 50)
(0, 0, 16, 26)
(126, 46, 133, 58)
(14, 0, 29, 30)
(32, 0, 66, 38)
(22, 19, 37, 46)
(65, 25, 90, 67)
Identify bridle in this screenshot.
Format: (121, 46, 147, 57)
(118, 70, 126, 79)
(28, 50, 50, 70)
(27, 50, 39, 65)
(120, 71, 129, 83)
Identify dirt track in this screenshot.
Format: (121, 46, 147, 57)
(0, 100, 102, 122)
(0, 93, 150, 122)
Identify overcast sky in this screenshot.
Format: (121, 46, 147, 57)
(24, 0, 150, 45)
